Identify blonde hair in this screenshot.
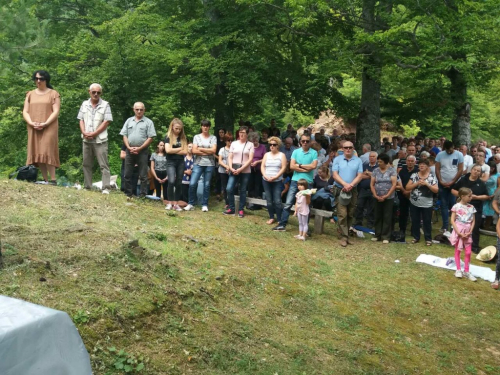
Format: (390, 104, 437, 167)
(268, 136, 282, 147)
(457, 187, 472, 203)
(167, 118, 187, 148)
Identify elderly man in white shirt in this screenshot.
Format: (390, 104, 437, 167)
(459, 144, 474, 174)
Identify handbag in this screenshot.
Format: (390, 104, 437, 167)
(12, 165, 38, 182)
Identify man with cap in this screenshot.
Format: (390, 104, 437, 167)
(332, 141, 363, 247)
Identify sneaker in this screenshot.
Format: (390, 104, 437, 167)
(184, 204, 194, 211)
(382, 240, 389, 244)
(238, 210, 244, 218)
(174, 205, 183, 211)
(48, 180, 57, 186)
(439, 228, 447, 233)
(102, 189, 110, 195)
(35, 181, 49, 185)
(294, 235, 302, 239)
(371, 237, 379, 242)
(223, 209, 235, 215)
(463, 272, 477, 282)
(272, 225, 286, 232)
(202, 206, 209, 212)
(455, 270, 463, 278)
(299, 235, 306, 241)
(165, 204, 173, 210)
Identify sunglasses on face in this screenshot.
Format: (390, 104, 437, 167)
(269, 143, 278, 147)
(91, 91, 101, 95)
(343, 146, 353, 149)
(34, 77, 46, 81)
(301, 140, 310, 144)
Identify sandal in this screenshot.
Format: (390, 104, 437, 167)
(426, 241, 432, 246)
(411, 239, 419, 244)
(266, 219, 275, 225)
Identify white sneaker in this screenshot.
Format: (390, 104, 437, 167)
(184, 204, 194, 211)
(371, 237, 379, 242)
(165, 204, 172, 210)
(455, 270, 463, 278)
(102, 189, 110, 195)
(35, 181, 49, 185)
(202, 206, 208, 212)
(463, 272, 477, 282)
(174, 205, 183, 212)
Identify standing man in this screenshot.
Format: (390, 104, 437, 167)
(120, 102, 156, 199)
(78, 83, 113, 194)
(332, 141, 363, 247)
(354, 151, 378, 228)
(273, 133, 318, 232)
(435, 140, 464, 232)
(459, 144, 474, 174)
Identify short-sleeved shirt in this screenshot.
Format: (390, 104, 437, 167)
(463, 154, 474, 172)
(193, 134, 217, 166)
(358, 163, 378, 190)
(435, 150, 464, 183)
(230, 140, 254, 173)
(409, 172, 438, 208)
(252, 144, 267, 163)
(332, 155, 363, 188)
(451, 203, 476, 224)
(452, 174, 488, 213)
(182, 156, 194, 184)
(218, 147, 230, 174)
(150, 153, 167, 171)
(164, 136, 184, 162)
(372, 167, 397, 199)
(292, 148, 318, 183)
(120, 116, 156, 147)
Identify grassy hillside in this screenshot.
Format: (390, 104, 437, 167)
(1, 179, 499, 374)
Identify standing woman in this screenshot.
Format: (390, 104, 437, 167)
(452, 164, 490, 253)
(224, 126, 254, 218)
(261, 136, 287, 225)
(23, 70, 61, 184)
(218, 132, 233, 208)
(184, 119, 217, 212)
(370, 154, 397, 244)
(248, 131, 266, 199)
(150, 141, 168, 201)
(164, 118, 188, 211)
(406, 159, 439, 246)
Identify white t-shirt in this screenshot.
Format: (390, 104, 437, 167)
(463, 154, 474, 172)
(229, 140, 254, 173)
(193, 134, 217, 166)
(435, 150, 464, 183)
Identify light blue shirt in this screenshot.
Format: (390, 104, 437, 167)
(291, 148, 318, 183)
(332, 155, 363, 187)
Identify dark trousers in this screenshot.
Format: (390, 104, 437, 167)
(410, 204, 433, 242)
(124, 149, 149, 197)
(248, 168, 263, 198)
(354, 188, 374, 227)
(153, 170, 168, 200)
(181, 184, 189, 202)
(374, 199, 394, 240)
(219, 172, 229, 205)
(472, 209, 482, 253)
(166, 159, 184, 201)
(398, 193, 410, 233)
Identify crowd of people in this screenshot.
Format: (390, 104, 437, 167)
(22, 71, 500, 289)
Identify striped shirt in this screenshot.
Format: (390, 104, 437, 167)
(263, 152, 283, 180)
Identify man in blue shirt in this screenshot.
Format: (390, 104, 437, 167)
(273, 134, 318, 231)
(332, 141, 363, 247)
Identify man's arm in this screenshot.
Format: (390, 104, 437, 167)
(138, 138, 153, 152)
(451, 162, 463, 184)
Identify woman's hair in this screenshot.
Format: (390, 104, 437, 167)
(471, 164, 483, 174)
(420, 151, 430, 158)
(224, 132, 234, 142)
(32, 70, 53, 89)
(457, 187, 472, 203)
(377, 153, 390, 165)
(297, 178, 309, 189)
(167, 118, 188, 148)
(419, 158, 430, 166)
(319, 164, 330, 179)
(488, 159, 497, 175)
(248, 131, 260, 142)
(155, 140, 165, 154)
(267, 136, 281, 147)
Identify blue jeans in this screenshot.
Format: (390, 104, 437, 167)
(279, 180, 299, 227)
(439, 185, 455, 230)
(262, 179, 283, 221)
(188, 165, 214, 206)
(227, 172, 250, 211)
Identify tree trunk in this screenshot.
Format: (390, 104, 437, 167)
(214, 83, 235, 134)
(356, 0, 381, 151)
(448, 66, 471, 147)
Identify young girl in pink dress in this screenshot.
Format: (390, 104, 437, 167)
(293, 179, 312, 241)
(450, 187, 477, 281)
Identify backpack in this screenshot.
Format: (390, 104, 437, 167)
(434, 233, 452, 246)
(12, 165, 38, 182)
(390, 231, 406, 243)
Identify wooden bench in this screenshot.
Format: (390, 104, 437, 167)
(234, 195, 333, 234)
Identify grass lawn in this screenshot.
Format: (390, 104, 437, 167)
(1, 179, 499, 374)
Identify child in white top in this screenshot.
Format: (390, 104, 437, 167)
(450, 187, 477, 281)
(293, 179, 312, 241)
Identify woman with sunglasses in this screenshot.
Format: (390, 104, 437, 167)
(261, 137, 287, 225)
(23, 70, 61, 184)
